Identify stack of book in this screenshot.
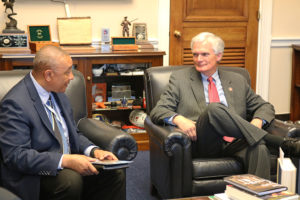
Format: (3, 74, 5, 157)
(223, 174, 299, 200)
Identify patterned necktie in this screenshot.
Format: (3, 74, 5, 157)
(45, 95, 69, 154)
(207, 76, 234, 142)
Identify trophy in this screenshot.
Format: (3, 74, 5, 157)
(2, 0, 24, 33)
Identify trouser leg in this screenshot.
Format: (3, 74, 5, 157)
(195, 103, 271, 178)
(83, 169, 126, 200)
(196, 103, 267, 149)
(224, 139, 271, 179)
(40, 169, 82, 200)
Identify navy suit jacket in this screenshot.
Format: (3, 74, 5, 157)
(0, 73, 94, 200)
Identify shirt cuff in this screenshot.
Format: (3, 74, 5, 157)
(164, 114, 178, 126)
(85, 145, 98, 157)
(58, 155, 63, 170)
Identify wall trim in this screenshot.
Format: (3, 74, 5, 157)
(256, 0, 273, 101)
(271, 37, 300, 48)
(158, 0, 170, 66)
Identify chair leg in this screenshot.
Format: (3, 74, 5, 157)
(150, 184, 159, 197)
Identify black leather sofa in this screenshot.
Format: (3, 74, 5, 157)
(0, 69, 138, 199)
(144, 65, 300, 199)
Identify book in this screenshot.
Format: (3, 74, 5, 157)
(225, 185, 299, 200)
(91, 159, 133, 170)
(209, 193, 230, 200)
(277, 148, 297, 193)
(224, 174, 287, 196)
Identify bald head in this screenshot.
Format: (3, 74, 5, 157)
(33, 45, 71, 74)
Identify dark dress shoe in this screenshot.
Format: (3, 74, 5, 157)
(281, 137, 300, 157)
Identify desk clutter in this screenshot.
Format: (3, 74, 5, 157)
(1, 14, 154, 52)
(209, 174, 299, 200)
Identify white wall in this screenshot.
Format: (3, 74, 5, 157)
(0, 0, 159, 42)
(269, 0, 300, 114)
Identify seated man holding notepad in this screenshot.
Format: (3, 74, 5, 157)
(0, 45, 125, 200)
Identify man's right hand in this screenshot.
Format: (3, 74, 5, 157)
(173, 115, 197, 141)
(61, 154, 99, 176)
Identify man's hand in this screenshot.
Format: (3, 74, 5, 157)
(173, 115, 197, 141)
(250, 118, 263, 129)
(62, 154, 98, 176)
(93, 149, 118, 161)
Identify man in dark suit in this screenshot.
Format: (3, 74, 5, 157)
(150, 32, 300, 179)
(0, 45, 125, 200)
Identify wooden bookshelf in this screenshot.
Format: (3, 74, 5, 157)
(291, 45, 300, 121)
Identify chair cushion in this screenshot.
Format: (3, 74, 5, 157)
(192, 158, 244, 180)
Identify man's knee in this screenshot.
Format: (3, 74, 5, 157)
(206, 103, 228, 119)
(58, 169, 83, 197)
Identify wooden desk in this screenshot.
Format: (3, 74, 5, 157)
(0, 48, 165, 117)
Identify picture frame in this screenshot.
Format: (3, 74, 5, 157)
(57, 17, 92, 45)
(27, 25, 51, 42)
(132, 23, 147, 41)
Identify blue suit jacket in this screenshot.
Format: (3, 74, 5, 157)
(0, 73, 94, 200)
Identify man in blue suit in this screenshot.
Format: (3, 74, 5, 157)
(0, 45, 125, 200)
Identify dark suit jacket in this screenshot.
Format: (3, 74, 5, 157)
(0, 73, 94, 200)
(150, 67, 275, 133)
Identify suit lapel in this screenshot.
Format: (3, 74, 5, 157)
(24, 74, 53, 134)
(218, 69, 235, 109)
(189, 68, 207, 112)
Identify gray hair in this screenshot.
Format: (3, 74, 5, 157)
(190, 32, 225, 55)
(33, 45, 70, 73)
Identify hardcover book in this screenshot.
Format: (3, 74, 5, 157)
(277, 148, 297, 193)
(225, 185, 299, 200)
(224, 174, 287, 196)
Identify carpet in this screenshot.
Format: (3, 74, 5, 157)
(126, 150, 160, 200)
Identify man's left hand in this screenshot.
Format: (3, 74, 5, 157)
(93, 149, 118, 161)
(250, 118, 263, 129)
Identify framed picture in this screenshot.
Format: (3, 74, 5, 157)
(57, 17, 92, 45)
(27, 25, 51, 42)
(132, 23, 147, 41)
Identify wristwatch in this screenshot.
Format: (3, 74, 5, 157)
(90, 147, 101, 158)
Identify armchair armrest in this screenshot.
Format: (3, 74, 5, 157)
(266, 119, 300, 138)
(144, 117, 191, 156)
(145, 116, 193, 197)
(77, 118, 137, 161)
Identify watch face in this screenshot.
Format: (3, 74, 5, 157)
(0, 34, 28, 48)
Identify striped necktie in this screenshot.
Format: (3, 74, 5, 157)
(45, 95, 69, 154)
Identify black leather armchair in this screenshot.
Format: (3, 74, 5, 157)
(144, 65, 300, 199)
(0, 69, 138, 160)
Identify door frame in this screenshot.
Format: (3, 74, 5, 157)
(157, 0, 273, 100)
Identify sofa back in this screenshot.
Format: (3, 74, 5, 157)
(0, 69, 87, 123)
(144, 65, 251, 114)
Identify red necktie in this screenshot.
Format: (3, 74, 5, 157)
(207, 76, 220, 103)
(207, 76, 235, 142)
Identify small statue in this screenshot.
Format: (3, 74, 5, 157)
(121, 16, 131, 37)
(2, 0, 24, 33)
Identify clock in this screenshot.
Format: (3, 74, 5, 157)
(0, 34, 28, 48)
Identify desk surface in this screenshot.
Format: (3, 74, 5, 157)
(0, 47, 165, 59)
